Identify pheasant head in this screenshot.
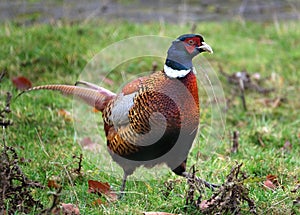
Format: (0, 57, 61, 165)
(164, 34, 213, 78)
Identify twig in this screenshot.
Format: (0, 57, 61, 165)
(74, 153, 83, 174)
(218, 64, 231, 78)
(198, 162, 257, 214)
(239, 78, 247, 111)
(183, 171, 220, 191)
(231, 131, 239, 153)
(218, 65, 275, 111)
(0, 145, 45, 213)
(0, 92, 13, 128)
(1, 70, 45, 213)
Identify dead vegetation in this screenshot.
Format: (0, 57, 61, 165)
(185, 162, 257, 215)
(0, 71, 87, 214)
(0, 73, 44, 214)
(218, 65, 275, 111)
(0, 144, 45, 214)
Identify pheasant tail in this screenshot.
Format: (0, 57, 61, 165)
(20, 84, 116, 112)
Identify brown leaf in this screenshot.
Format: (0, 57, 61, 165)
(61, 203, 80, 215)
(88, 180, 110, 194)
(80, 137, 100, 152)
(143, 212, 179, 215)
(266, 174, 279, 184)
(12, 76, 32, 90)
(264, 175, 280, 190)
(264, 179, 276, 190)
(88, 180, 117, 202)
(58, 109, 72, 121)
(47, 179, 61, 189)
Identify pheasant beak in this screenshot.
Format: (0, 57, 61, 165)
(197, 42, 213, 54)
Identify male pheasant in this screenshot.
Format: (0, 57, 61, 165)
(22, 34, 215, 194)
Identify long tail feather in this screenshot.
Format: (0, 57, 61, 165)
(19, 84, 116, 112)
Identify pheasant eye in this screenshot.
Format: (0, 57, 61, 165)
(188, 40, 194, 45)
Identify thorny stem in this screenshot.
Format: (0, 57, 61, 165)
(74, 153, 83, 174)
(1, 91, 13, 150)
(239, 78, 247, 111)
(0, 92, 13, 128)
(231, 130, 239, 153)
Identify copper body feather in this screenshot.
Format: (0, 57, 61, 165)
(103, 70, 199, 175)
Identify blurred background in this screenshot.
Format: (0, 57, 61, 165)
(1, 0, 299, 24)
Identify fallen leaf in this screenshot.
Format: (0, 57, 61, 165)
(88, 180, 110, 194)
(58, 109, 73, 121)
(264, 179, 276, 190)
(12, 76, 32, 90)
(88, 180, 117, 202)
(263, 175, 280, 190)
(61, 203, 80, 215)
(80, 137, 100, 152)
(48, 179, 61, 189)
(266, 174, 279, 184)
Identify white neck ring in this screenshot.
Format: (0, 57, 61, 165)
(164, 64, 192, 78)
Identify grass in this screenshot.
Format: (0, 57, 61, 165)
(0, 19, 300, 214)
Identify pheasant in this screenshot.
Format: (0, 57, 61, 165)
(21, 34, 217, 195)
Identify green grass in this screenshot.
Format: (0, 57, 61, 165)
(1, 20, 300, 214)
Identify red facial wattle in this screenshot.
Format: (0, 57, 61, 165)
(185, 44, 195, 54)
(183, 37, 202, 54)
